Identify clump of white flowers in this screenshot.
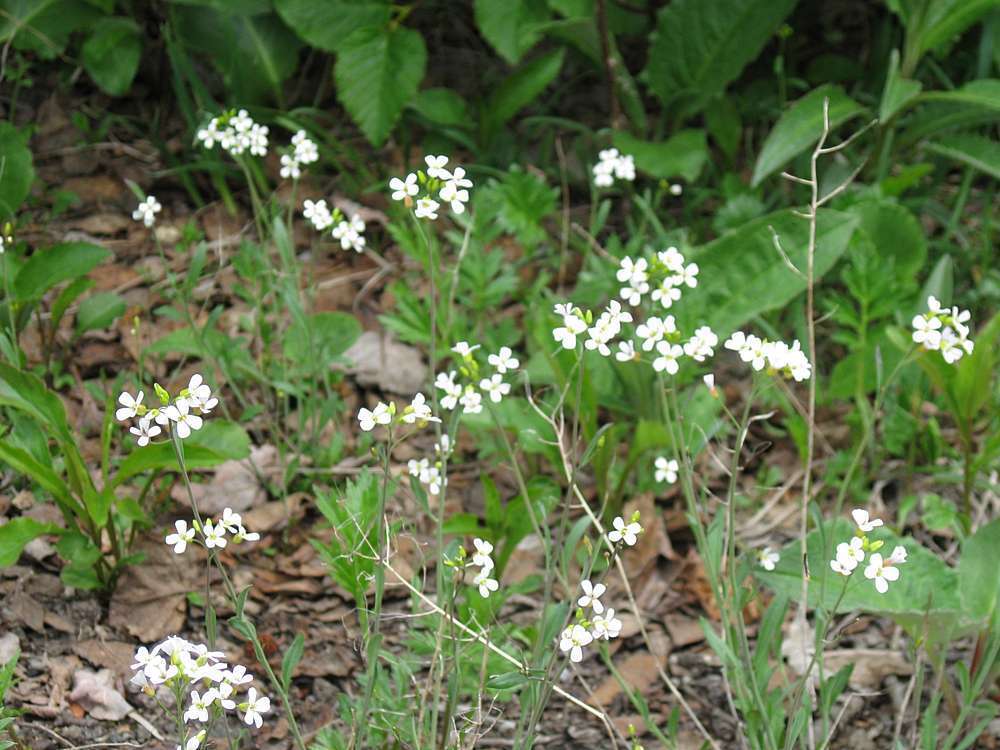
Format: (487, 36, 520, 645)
(465, 537, 499, 598)
(129, 635, 269, 743)
(132, 196, 162, 227)
(724, 331, 812, 382)
(389, 154, 473, 219)
(433, 342, 520, 417)
(560, 574, 626, 661)
(196, 109, 268, 158)
(407, 436, 451, 497)
(279, 129, 319, 180)
(116, 374, 218, 446)
(302, 199, 367, 252)
(829, 508, 906, 594)
(165, 507, 259, 554)
(357, 392, 442, 433)
(592, 147, 636, 188)
(912, 295, 975, 364)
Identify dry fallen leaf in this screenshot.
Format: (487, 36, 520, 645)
(69, 668, 132, 721)
(345, 331, 428, 395)
(0, 633, 19, 663)
(173, 444, 279, 516)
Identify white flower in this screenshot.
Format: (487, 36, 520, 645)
(225, 665, 253, 686)
(553, 313, 588, 349)
(757, 547, 780, 571)
(911, 313, 942, 348)
(202, 521, 227, 549)
(679, 263, 699, 288)
(390, 173, 419, 201)
(593, 160, 615, 187)
(613, 154, 636, 181)
(358, 402, 392, 431)
(179, 730, 206, 750)
(863, 553, 900, 594)
(219, 508, 242, 535)
(130, 646, 154, 671)
(248, 123, 268, 157)
(851, 508, 883, 533)
(653, 341, 683, 374)
(887, 545, 907, 565)
(559, 624, 593, 663)
(279, 153, 301, 180)
(591, 608, 622, 640)
(435, 434, 451, 457)
(472, 538, 494, 568)
(488, 346, 520, 374)
(585, 313, 617, 357)
(604, 300, 632, 327)
(185, 374, 217, 413)
(669, 183, 683, 196)
(615, 340, 637, 362)
(684, 326, 718, 362)
(217, 682, 237, 711)
(577, 580, 606, 613)
(439, 182, 470, 214)
(197, 118, 222, 149)
(830, 558, 853, 576)
(165, 400, 203, 439)
(927, 295, 943, 314)
(435, 371, 462, 411)
(184, 689, 218, 724)
(636, 316, 674, 351)
(654, 456, 678, 484)
(130, 416, 161, 447)
(473, 567, 499, 598)
(620, 277, 649, 306)
(116, 390, 144, 421)
(703, 373, 717, 396)
(144, 656, 178, 685)
(479, 373, 510, 403)
(424, 154, 449, 179)
(657, 247, 685, 273)
(332, 219, 366, 253)
(303, 199, 334, 231)
(616, 256, 647, 284)
(833, 536, 865, 573)
(242, 687, 270, 728)
(132, 196, 162, 227)
(651, 279, 682, 308)
(459, 387, 483, 415)
(402, 392, 440, 424)
(452, 341, 480, 358)
(422, 466, 444, 495)
(233, 526, 260, 544)
(553, 302, 575, 317)
(447, 166, 473, 189)
(414, 197, 439, 220)
(608, 516, 642, 546)
(165, 520, 196, 554)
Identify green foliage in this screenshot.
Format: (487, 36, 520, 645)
(80, 17, 141, 96)
(925, 133, 1000, 179)
(274, 0, 390, 53)
(0, 647, 18, 750)
(13, 242, 110, 303)
(474, 0, 550, 65)
(0, 123, 34, 219)
(611, 129, 708, 182)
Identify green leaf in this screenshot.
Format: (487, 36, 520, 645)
(81, 17, 141, 96)
(751, 85, 867, 186)
(0, 122, 34, 219)
(0, 441, 75, 511)
(914, 78, 1000, 111)
(644, 0, 798, 116)
(0, 0, 99, 59)
(486, 671, 531, 691)
(611, 129, 708, 182)
(56, 531, 101, 568)
(0, 363, 72, 441)
(335, 26, 427, 146)
(681, 209, 858, 336)
(282, 311, 361, 366)
(280, 632, 305, 690)
(879, 48, 922, 123)
(484, 48, 565, 130)
(890, 0, 1000, 62)
(0, 517, 61, 567)
(474, 0, 550, 64)
(960, 520, 1000, 621)
(112, 420, 251, 486)
(75, 291, 126, 334)
(13, 242, 110, 302)
(849, 200, 927, 278)
(274, 0, 390, 52)
(925, 133, 1000, 180)
(705, 96, 742, 160)
(51, 277, 94, 332)
(409, 88, 470, 127)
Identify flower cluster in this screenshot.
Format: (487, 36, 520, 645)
(0, 225, 10, 254)
(559, 578, 624, 663)
(829, 509, 906, 593)
(592, 148, 636, 188)
(132, 196, 162, 227)
(116, 375, 218, 446)
(279, 129, 319, 180)
(466, 537, 499, 598)
(723, 331, 812, 382)
(619, 247, 699, 311)
(164, 507, 259, 554)
(911, 295, 975, 364)
(407, 435, 450, 497)
(357, 392, 441, 433)
(434, 343, 520, 417)
(389, 154, 473, 219)
(302, 199, 367, 252)
(196, 109, 268, 158)
(130, 636, 269, 739)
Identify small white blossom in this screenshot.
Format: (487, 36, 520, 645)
(165, 520, 196, 554)
(615, 340, 638, 362)
(165, 400, 203, 439)
(864, 553, 900, 594)
(303, 199, 334, 231)
(559, 624, 593, 663)
(132, 196, 162, 227)
(653, 341, 683, 374)
(757, 547, 780, 571)
(488, 346, 520, 374)
(553, 312, 588, 350)
(184, 689, 218, 724)
(116, 390, 144, 421)
(608, 516, 642, 546)
(414, 197, 439, 220)
(435, 371, 462, 410)
(851, 508, 883, 533)
(358, 402, 392, 432)
(479, 373, 510, 403)
(591, 608, 622, 640)
(402, 392, 440, 424)
(130, 416, 160, 447)
(452, 341, 480, 358)
(241, 687, 270, 728)
(654, 456, 678, 484)
(390, 173, 419, 201)
(424, 154, 449, 179)
(473, 567, 499, 598)
(459, 387, 483, 415)
(202, 521, 227, 549)
(636, 316, 675, 351)
(577, 580, 606, 613)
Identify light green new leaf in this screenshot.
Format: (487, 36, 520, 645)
(926, 133, 1000, 180)
(644, 0, 798, 115)
(274, 0, 390, 52)
(0, 122, 34, 218)
(879, 49, 922, 123)
(0, 517, 62, 567)
(409, 88, 471, 127)
(112, 420, 251, 486)
(485, 48, 565, 130)
(959, 519, 1000, 620)
(13, 242, 110, 302)
(335, 26, 427, 146)
(889, 0, 1000, 63)
(81, 17, 141, 96)
(611, 129, 708, 182)
(0, 363, 73, 442)
(474, 0, 550, 64)
(752, 85, 867, 186)
(75, 291, 127, 334)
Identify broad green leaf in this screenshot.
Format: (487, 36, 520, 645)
(51, 277, 94, 332)
(960, 519, 1000, 620)
(335, 26, 427, 146)
(0, 122, 34, 218)
(644, 0, 798, 115)
(0, 363, 72, 441)
(849, 200, 927, 278)
(0, 517, 61, 566)
(611, 129, 707, 182)
(484, 48, 565, 130)
(81, 17, 141, 96)
(75, 291, 126, 334)
(705, 96, 742, 160)
(274, 0, 390, 52)
(681, 209, 858, 336)
(889, 0, 1000, 63)
(474, 0, 550, 64)
(0, 0, 98, 59)
(112, 420, 251, 486)
(486, 671, 531, 691)
(879, 49, 922, 123)
(13, 242, 110, 301)
(925, 133, 1000, 180)
(409, 88, 471, 127)
(752, 85, 867, 186)
(0, 441, 75, 510)
(915, 79, 1000, 111)
(282, 311, 361, 365)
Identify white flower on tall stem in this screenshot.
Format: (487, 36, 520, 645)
(559, 624, 593, 663)
(180, 729, 206, 750)
(130, 417, 160, 447)
(184, 689, 218, 723)
(608, 516, 642, 546)
(479, 373, 510, 403)
(185, 374, 217, 413)
(165, 520, 196, 554)
(332, 215, 366, 253)
(435, 371, 462, 410)
(591, 608, 622, 640)
(358, 402, 392, 431)
(473, 568, 499, 598)
(654, 456, 679, 484)
(553, 312, 588, 350)
(851, 508, 883, 533)
(165, 399, 203, 439)
(303, 199, 334, 231)
(651, 279, 682, 308)
(202, 521, 227, 549)
(116, 390, 144, 421)
(459, 387, 483, 415)
(390, 173, 419, 202)
(472, 538, 494, 568)
(439, 182, 470, 214)
(414, 197, 440, 220)
(864, 553, 900, 594)
(615, 340, 637, 362)
(636, 316, 674, 351)
(488, 346, 520, 374)
(452, 341, 480, 358)
(424, 154, 449, 179)
(684, 326, 718, 362)
(577, 580, 606, 613)
(132, 196, 162, 227)
(225, 665, 253, 686)
(241, 687, 270, 728)
(401, 392, 440, 424)
(653, 341, 683, 374)
(757, 547, 780, 571)
(219, 507, 242, 535)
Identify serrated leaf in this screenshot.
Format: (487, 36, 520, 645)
(925, 133, 1000, 180)
(0, 517, 61, 567)
(485, 48, 565, 130)
(644, 0, 798, 116)
(752, 85, 867, 186)
(335, 26, 427, 146)
(0, 122, 34, 218)
(75, 291, 126, 334)
(13, 242, 110, 302)
(274, 0, 390, 52)
(474, 0, 550, 64)
(611, 129, 707, 182)
(81, 17, 141, 96)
